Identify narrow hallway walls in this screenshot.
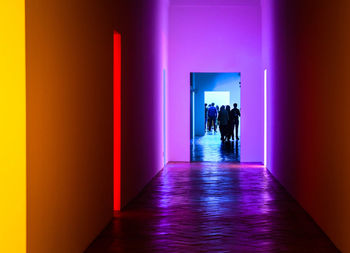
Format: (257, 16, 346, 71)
(262, 0, 350, 251)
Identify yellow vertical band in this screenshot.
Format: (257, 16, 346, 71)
(0, 0, 27, 252)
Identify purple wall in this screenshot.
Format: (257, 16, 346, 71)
(113, 0, 168, 207)
(168, 3, 263, 162)
(262, 0, 350, 251)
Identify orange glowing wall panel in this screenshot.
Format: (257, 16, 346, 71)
(25, 0, 114, 251)
(114, 31, 121, 211)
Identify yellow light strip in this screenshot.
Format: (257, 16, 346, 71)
(0, 0, 27, 252)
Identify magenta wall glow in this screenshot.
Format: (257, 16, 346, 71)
(113, 0, 169, 207)
(168, 3, 264, 162)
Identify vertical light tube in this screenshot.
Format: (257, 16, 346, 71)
(192, 91, 195, 138)
(163, 69, 166, 166)
(264, 69, 267, 167)
(114, 31, 121, 211)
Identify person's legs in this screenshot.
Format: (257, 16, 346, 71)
(235, 121, 239, 140)
(231, 125, 234, 140)
(208, 117, 212, 131)
(227, 124, 232, 141)
(232, 122, 236, 140)
(224, 125, 229, 141)
(219, 125, 224, 141)
(213, 118, 217, 132)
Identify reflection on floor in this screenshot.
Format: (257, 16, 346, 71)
(86, 163, 338, 253)
(191, 131, 240, 162)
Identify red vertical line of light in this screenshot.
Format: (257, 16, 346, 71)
(114, 31, 121, 211)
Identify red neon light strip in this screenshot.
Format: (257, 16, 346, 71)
(114, 31, 121, 211)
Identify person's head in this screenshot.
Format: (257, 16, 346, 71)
(205, 103, 207, 107)
(226, 105, 230, 111)
(220, 105, 225, 111)
(212, 103, 215, 107)
(233, 103, 238, 108)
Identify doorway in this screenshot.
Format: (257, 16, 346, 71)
(190, 72, 241, 162)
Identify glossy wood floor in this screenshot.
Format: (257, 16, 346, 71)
(191, 131, 240, 162)
(85, 163, 339, 252)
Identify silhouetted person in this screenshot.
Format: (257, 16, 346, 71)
(230, 103, 241, 140)
(215, 105, 220, 130)
(205, 103, 208, 131)
(218, 105, 229, 141)
(226, 105, 232, 140)
(208, 103, 217, 132)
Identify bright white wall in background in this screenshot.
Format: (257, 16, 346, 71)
(205, 91, 230, 107)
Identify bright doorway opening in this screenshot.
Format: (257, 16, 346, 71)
(190, 72, 241, 162)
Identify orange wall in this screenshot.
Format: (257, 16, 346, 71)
(25, 0, 114, 252)
(262, 0, 350, 252)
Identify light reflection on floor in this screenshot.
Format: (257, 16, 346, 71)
(86, 163, 339, 253)
(191, 131, 240, 162)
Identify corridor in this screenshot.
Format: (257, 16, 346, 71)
(3, 0, 350, 252)
(86, 163, 338, 252)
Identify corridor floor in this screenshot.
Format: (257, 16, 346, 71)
(86, 163, 339, 253)
(191, 131, 240, 162)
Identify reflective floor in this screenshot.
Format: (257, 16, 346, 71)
(191, 131, 240, 162)
(86, 163, 339, 253)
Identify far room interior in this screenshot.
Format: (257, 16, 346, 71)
(190, 72, 241, 162)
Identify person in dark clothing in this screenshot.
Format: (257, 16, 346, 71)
(207, 103, 217, 132)
(230, 103, 241, 140)
(225, 105, 232, 141)
(215, 105, 220, 130)
(218, 105, 229, 141)
(205, 103, 208, 131)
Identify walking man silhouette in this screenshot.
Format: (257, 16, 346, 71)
(230, 103, 241, 140)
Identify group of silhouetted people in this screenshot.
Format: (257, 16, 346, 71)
(205, 103, 241, 142)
